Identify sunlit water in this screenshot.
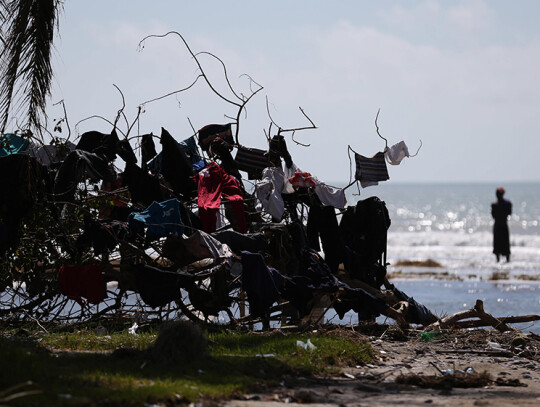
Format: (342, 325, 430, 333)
(340, 182, 540, 333)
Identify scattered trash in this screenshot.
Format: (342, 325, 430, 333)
(128, 322, 139, 335)
(343, 373, 355, 379)
(465, 367, 474, 374)
(255, 354, 277, 358)
(296, 339, 316, 350)
(487, 341, 506, 352)
(421, 331, 442, 341)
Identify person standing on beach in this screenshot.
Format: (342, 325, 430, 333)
(491, 187, 512, 262)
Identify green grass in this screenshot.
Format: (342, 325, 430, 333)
(0, 326, 373, 406)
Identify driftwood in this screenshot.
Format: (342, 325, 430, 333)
(453, 314, 540, 330)
(427, 299, 518, 332)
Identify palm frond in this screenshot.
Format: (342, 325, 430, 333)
(0, 0, 62, 137)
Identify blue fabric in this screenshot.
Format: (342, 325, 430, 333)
(179, 135, 202, 164)
(128, 198, 184, 242)
(0, 134, 30, 156)
(147, 136, 203, 174)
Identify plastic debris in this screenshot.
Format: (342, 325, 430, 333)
(128, 322, 139, 335)
(296, 339, 316, 350)
(421, 331, 442, 341)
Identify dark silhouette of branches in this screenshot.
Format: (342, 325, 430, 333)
(0, 0, 62, 137)
(137, 31, 264, 145)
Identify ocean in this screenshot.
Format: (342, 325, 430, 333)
(341, 182, 540, 333)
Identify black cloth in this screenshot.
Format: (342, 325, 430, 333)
(75, 129, 119, 162)
(339, 196, 391, 266)
(141, 133, 157, 169)
(116, 139, 137, 165)
(160, 127, 195, 198)
(392, 287, 434, 325)
(76, 219, 132, 255)
(122, 162, 163, 207)
(131, 264, 194, 308)
(491, 198, 512, 256)
(342, 247, 386, 289)
(212, 230, 268, 255)
(209, 138, 243, 181)
(241, 251, 283, 318)
(198, 123, 234, 152)
(268, 135, 293, 168)
(306, 198, 343, 274)
(186, 265, 233, 317)
(53, 150, 115, 202)
(0, 154, 48, 254)
(234, 146, 268, 179)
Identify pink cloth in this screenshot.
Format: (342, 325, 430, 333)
(197, 161, 246, 233)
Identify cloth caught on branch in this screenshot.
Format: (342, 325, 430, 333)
(197, 161, 246, 233)
(128, 198, 184, 242)
(385, 141, 410, 165)
(198, 123, 234, 152)
(59, 265, 105, 304)
(354, 151, 389, 188)
(255, 167, 294, 220)
(0, 133, 30, 156)
(234, 145, 268, 179)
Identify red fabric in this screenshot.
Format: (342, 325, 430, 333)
(288, 172, 317, 188)
(197, 161, 246, 233)
(59, 265, 105, 304)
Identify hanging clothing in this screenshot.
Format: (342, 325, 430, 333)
(197, 161, 246, 233)
(354, 151, 389, 188)
(53, 150, 115, 203)
(268, 135, 293, 168)
(75, 129, 119, 162)
(58, 265, 105, 304)
(29, 142, 76, 167)
(314, 182, 347, 209)
(128, 198, 184, 242)
(162, 230, 235, 266)
(255, 167, 294, 220)
(160, 127, 196, 198)
(234, 146, 268, 179)
(141, 133, 157, 170)
(288, 172, 317, 188)
(179, 135, 202, 165)
(116, 139, 137, 165)
(122, 162, 163, 207)
(0, 133, 30, 156)
(241, 251, 283, 318)
(385, 141, 410, 165)
(131, 264, 194, 308)
(198, 123, 234, 152)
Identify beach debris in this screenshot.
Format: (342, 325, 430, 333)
(296, 339, 316, 350)
(421, 331, 443, 341)
(425, 299, 540, 332)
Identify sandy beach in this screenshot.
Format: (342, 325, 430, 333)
(227, 327, 540, 407)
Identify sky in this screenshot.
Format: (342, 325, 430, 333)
(40, 0, 540, 184)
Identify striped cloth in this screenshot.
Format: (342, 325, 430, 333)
(234, 146, 269, 179)
(354, 151, 389, 188)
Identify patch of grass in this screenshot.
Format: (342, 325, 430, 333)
(0, 326, 373, 406)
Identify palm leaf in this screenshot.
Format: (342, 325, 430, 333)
(0, 0, 62, 137)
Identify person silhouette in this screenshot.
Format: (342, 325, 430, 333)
(491, 187, 512, 262)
